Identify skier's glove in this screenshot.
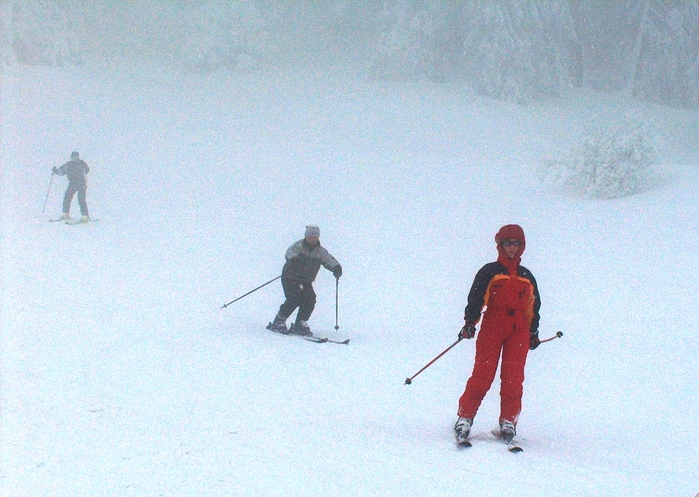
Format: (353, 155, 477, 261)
(529, 332, 541, 350)
(52, 167, 59, 174)
(459, 323, 476, 340)
(332, 264, 342, 278)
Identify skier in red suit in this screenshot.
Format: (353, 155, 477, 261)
(454, 224, 541, 444)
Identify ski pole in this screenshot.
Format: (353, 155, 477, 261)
(539, 331, 563, 344)
(334, 277, 339, 331)
(42, 172, 55, 213)
(221, 275, 281, 309)
(405, 338, 463, 385)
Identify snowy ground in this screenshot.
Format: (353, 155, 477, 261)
(2, 61, 699, 496)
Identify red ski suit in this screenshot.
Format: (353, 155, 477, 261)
(457, 225, 540, 426)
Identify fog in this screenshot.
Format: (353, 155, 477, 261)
(3, 1, 698, 107)
(2, 2, 699, 496)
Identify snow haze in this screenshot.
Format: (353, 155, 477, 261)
(2, 58, 699, 495)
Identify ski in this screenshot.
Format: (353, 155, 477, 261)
(66, 218, 99, 225)
(299, 335, 350, 345)
(455, 438, 472, 449)
(265, 323, 349, 345)
(50, 217, 99, 223)
(491, 429, 523, 453)
(457, 433, 522, 452)
(320, 337, 350, 345)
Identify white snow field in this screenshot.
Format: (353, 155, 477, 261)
(2, 62, 698, 496)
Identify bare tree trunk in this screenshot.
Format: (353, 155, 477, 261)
(625, 0, 650, 96)
(0, 0, 16, 65)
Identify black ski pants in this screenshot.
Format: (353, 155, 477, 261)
(63, 181, 89, 216)
(278, 278, 316, 324)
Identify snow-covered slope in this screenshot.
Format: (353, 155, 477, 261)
(1, 63, 698, 496)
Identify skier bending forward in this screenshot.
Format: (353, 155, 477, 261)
(454, 224, 541, 444)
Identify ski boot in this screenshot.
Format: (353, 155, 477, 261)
(266, 314, 289, 334)
(454, 417, 472, 444)
(288, 320, 313, 337)
(499, 420, 516, 443)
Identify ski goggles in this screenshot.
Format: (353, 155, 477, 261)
(500, 240, 521, 247)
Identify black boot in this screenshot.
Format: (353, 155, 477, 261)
(266, 314, 288, 334)
(288, 320, 312, 336)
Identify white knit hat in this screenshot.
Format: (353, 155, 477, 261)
(305, 225, 320, 237)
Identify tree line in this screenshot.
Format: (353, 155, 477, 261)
(2, 0, 697, 108)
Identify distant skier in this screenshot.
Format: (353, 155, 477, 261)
(454, 224, 541, 445)
(52, 151, 90, 222)
(267, 225, 342, 336)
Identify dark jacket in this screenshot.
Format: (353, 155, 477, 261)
(56, 159, 89, 184)
(282, 239, 340, 283)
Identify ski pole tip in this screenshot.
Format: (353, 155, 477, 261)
(556, 331, 563, 338)
(404, 378, 412, 385)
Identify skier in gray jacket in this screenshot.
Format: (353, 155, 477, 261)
(267, 225, 342, 336)
(52, 151, 90, 222)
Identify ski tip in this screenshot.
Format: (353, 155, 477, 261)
(508, 445, 523, 453)
(456, 440, 472, 448)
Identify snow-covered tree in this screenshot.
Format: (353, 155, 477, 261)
(2, 0, 84, 66)
(0, 1, 12, 64)
(369, 1, 578, 101)
(369, 1, 461, 83)
(539, 118, 659, 199)
(168, 0, 370, 73)
(369, 1, 431, 82)
(629, 0, 699, 108)
(462, 0, 577, 103)
(166, 1, 266, 73)
(2, 1, 696, 109)
(570, 1, 638, 91)
(572, 0, 699, 108)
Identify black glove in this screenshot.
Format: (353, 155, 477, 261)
(529, 332, 541, 350)
(332, 264, 342, 278)
(459, 323, 476, 340)
(52, 167, 59, 174)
